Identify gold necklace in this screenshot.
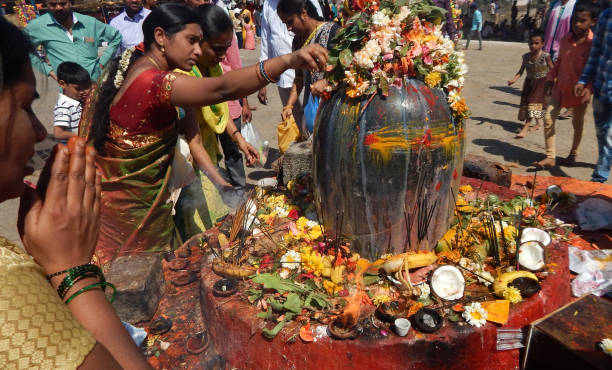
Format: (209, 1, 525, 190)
(302, 22, 325, 48)
(146, 55, 162, 69)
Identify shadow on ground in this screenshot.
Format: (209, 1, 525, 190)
(470, 116, 522, 133)
(489, 85, 522, 96)
(472, 138, 543, 167)
(493, 100, 520, 108)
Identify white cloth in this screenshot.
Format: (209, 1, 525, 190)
(109, 7, 151, 52)
(259, 0, 323, 88)
(51, 13, 79, 42)
(53, 93, 82, 134)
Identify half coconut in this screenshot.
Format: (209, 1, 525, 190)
(520, 227, 551, 247)
(430, 265, 465, 301)
(518, 241, 546, 271)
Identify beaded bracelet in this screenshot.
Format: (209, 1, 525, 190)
(65, 281, 117, 305)
(259, 61, 278, 84)
(57, 264, 105, 300)
(46, 263, 93, 280)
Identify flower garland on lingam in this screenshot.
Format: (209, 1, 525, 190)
(325, 0, 469, 124)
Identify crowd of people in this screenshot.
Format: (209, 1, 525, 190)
(1, 0, 612, 367)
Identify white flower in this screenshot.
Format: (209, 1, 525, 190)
(275, 206, 289, 218)
(113, 73, 124, 89)
(462, 302, 488, 327)
(354, 51, 374, 69)
(600, 338, 612, 356)
(306, 220, 319, 229)
(392, 6, 411, 24)
(280, 250, 301, 270)
(447, 90, 462, 105)
(478, 271, 494, 287)
(363, 39, 382, 60)
(279, 268, 290, 279)
(418, 283, 431, 300)
(372, 11, 391, 26)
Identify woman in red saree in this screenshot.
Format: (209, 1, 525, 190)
(80, 3, 327, 265)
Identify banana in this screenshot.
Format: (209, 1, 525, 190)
(493, 271, 538, 297)
(382, 251, 437, 273)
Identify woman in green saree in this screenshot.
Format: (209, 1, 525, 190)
(80, 3, 327, 265)
(174, 4, 258, 238)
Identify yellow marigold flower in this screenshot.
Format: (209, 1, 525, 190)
(425, 72, 442, 87)
(502, 286, 522, 304)
(296, 216, 309, 231)
(287, 180, 294, 190)
(308, 225, 323, 240)
(503, 225, 517, 241)
(372, 294, 392, 307)
(458, 185, 473, 193)
(323, 280, 342, 295)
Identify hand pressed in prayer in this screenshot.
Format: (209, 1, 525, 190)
(18, 137, 101, 275)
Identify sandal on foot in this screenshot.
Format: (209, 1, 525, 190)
(559, 155, 576, 166)
(532, 158, 555, 169)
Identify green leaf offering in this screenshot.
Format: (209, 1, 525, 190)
(283, 293, 303, 313)
(339, 49, 353, 68)
(251, 273, 306, 294)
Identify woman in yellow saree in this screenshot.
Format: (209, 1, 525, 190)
(174, 4, 259, 238)
(80, 3, 328, 265)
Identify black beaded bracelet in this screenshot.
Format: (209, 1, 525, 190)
(56, 264, 105, 300)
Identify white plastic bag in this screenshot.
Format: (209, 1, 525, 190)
(241, 121, 267, 166)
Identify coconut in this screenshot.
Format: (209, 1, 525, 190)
(520, 227, 551, 247)
(430, 265, 465, 301)
(518, 241, 546, 271)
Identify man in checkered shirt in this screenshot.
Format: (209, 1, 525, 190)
(575, 6, 612, 182)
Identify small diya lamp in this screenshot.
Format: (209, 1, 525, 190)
(412, 308, 443, 333)
(212, 278, 238, 297)
(172, 269, 198, 287)
(150, 317, 172, 335)
(328, 300, 360, 340)
(375, 300, 406, 323)
(186, 330, 209, 355)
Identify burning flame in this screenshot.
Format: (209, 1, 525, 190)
(336, 258, 371, 330)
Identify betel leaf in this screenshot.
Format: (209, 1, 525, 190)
(246, 288, 263, 303)
(283, 293, 303, 313)
(257, 307, 273, 320)
(267, 298, 285, 312)
(262, 320, 289, 339)
(339, 49, 353, 68)
(327, 55, 339, 68)
(363, 274, 381, 286)
(304, 292, 329, 310)
(250, 273, 306, 294)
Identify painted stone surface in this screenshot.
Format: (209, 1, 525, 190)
(313, 79, 465, 260)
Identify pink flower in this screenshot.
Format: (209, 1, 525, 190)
(382, 52, 393, 61)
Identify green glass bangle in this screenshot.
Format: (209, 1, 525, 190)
(57, 264, 104, 300)
(58, 272, 105, 300)
(65, 281, 117, 305)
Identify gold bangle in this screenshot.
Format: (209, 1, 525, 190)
(284, 105, 293, 110)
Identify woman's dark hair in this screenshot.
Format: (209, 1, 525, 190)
(0, 18, 34, 88)
(277, 0, 324, 21)
(143, 3, 200, 49)
(91, 3, 199, 152)
(57, 62, 91, 85)
(196, 4, 233, 41)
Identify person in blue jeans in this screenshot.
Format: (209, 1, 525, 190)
(465, 2, 483, 50)
(575, 7, 612, 183)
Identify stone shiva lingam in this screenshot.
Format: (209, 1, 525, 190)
(312, 1, 468, 260)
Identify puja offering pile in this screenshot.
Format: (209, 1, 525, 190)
(203, 175, 575, 341)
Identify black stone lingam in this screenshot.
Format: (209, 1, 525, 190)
(212, 278, 238, 297)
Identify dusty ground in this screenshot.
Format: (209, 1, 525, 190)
(1, 40, 608, 244)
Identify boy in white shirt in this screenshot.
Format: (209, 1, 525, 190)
(53, 62, 91, 142)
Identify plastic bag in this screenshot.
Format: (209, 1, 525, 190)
(240, 121, 266, 166)
(304, 94, 320, 133)
(277, 114, 300, 153)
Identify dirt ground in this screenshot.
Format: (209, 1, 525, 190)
(0, 40, 608, 244)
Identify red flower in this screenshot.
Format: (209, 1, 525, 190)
(288, 209, 299, 220)
(260, 255, 273, 269)
(421, 128, 432, 147)
(435, 181, 441, 192)
(135, 42, 145, 52)
(364, 133, 380, 145)
(453, 169, 458, 180)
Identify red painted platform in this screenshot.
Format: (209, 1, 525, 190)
(141, 176, 610, 369)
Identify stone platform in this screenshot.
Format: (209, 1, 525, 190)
(141, 176, 609, 369)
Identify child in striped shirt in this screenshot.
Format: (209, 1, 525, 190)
(53, 62, 91, 143)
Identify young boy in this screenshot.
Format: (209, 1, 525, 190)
(53, 62, 91, 143)
(534, 0, 599, 169)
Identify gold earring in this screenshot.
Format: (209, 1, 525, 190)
(160, 45, 165, 55)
